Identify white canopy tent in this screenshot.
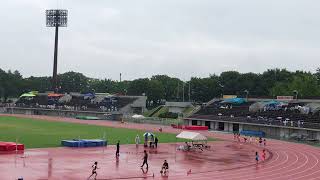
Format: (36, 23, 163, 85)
(132, 114, 145, 119)
(176, 131, 207, 141)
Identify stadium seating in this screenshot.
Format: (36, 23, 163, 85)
(15, 94, 139, 113)
(189, 100, 320, 129)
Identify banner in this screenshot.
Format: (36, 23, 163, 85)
(276, 96, 294, 100)
(223, 95, 237, 99)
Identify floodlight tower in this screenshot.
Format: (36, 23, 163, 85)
(46, 9, 68, 92)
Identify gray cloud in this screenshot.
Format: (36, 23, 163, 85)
(1, 0, 320, 80)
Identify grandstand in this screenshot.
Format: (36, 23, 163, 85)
(11, 92, 147, 115)
(185, 97, 320, 141)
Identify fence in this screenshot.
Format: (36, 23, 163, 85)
(123, 115, 183, 126)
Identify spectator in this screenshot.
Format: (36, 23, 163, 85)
(155, 137, 158, 148)
(135, 135, 140, 147)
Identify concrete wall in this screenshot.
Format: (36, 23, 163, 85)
(120, 96, 147, 114)
(5, 107, 109, 119)
(165, 102, 194, 114)
(168, 107, 185, 114)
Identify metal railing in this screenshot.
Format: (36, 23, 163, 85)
(123, 115, 183, 126)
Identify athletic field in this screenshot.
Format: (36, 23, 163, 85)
(2, 115, 320, 180)
(0, 116, 185, 148)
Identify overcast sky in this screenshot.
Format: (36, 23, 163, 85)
(1, 0, 320, 80)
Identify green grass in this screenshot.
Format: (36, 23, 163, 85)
(0, 116, 190, 149)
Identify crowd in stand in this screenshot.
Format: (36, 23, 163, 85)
(12, 93, 136, 113)
(193, 99, 320, 129)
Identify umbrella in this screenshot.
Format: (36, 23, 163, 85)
(221, 98, 246, 105)
(143, 132, 155, 137)
(20, 93, 36, 97)
(249, 102, 265, 112)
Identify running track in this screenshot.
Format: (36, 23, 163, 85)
(1, 114, 320, 180)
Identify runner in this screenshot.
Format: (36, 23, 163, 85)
(160, 160, 169, 175)
(259, 137, 263, 147)
(255, 151, 259, 164)
(88, 161, 98, 180)
(249, 136, 252, 143)
(116, 140, 120, 157)
(263, 138, 267, 146)
(243, 137, 247, 143)
(141, 150, 149, 169)
(262, 149, 266, 161)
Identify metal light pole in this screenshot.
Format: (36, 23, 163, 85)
(188, 82, 191, 102)
(46, 9, 68, 92)
(182, 82, 185, 102)
(244, 90, 249, 101)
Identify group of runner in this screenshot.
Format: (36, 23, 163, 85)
(233, 133, 268, 165)
(233, 133, 267, 146)
(88, 139, 168, 180)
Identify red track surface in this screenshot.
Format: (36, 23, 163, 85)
(1, 114, 320, 180)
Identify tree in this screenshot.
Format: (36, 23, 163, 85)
(270, 73, 320, 98)
(316, 68, 320, 85)
(127, 78, 149, 96)
(23, 76, 51, 93)
(151, 75, 182, 101)
(219, 71, 241, 95)
(0, 69, 24, 101)
(58, 71, 89, 93)
(189, 75, 220, 102)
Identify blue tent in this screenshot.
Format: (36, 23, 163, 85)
(221, 98, 246, 105)
(264, 100, 280, 106)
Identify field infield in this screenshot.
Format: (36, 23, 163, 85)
(0, 116, 192, 148)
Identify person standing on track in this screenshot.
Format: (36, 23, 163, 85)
(155, 137, 159, 148)
(88, 161, 99, 180)
(135, 135, 140, 148)
(116, 140, 120, 157)
(141, 150, 149, 169)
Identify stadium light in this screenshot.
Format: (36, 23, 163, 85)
(46, 9, 68, 92)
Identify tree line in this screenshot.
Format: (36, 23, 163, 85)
(1, 68, 320, 106)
